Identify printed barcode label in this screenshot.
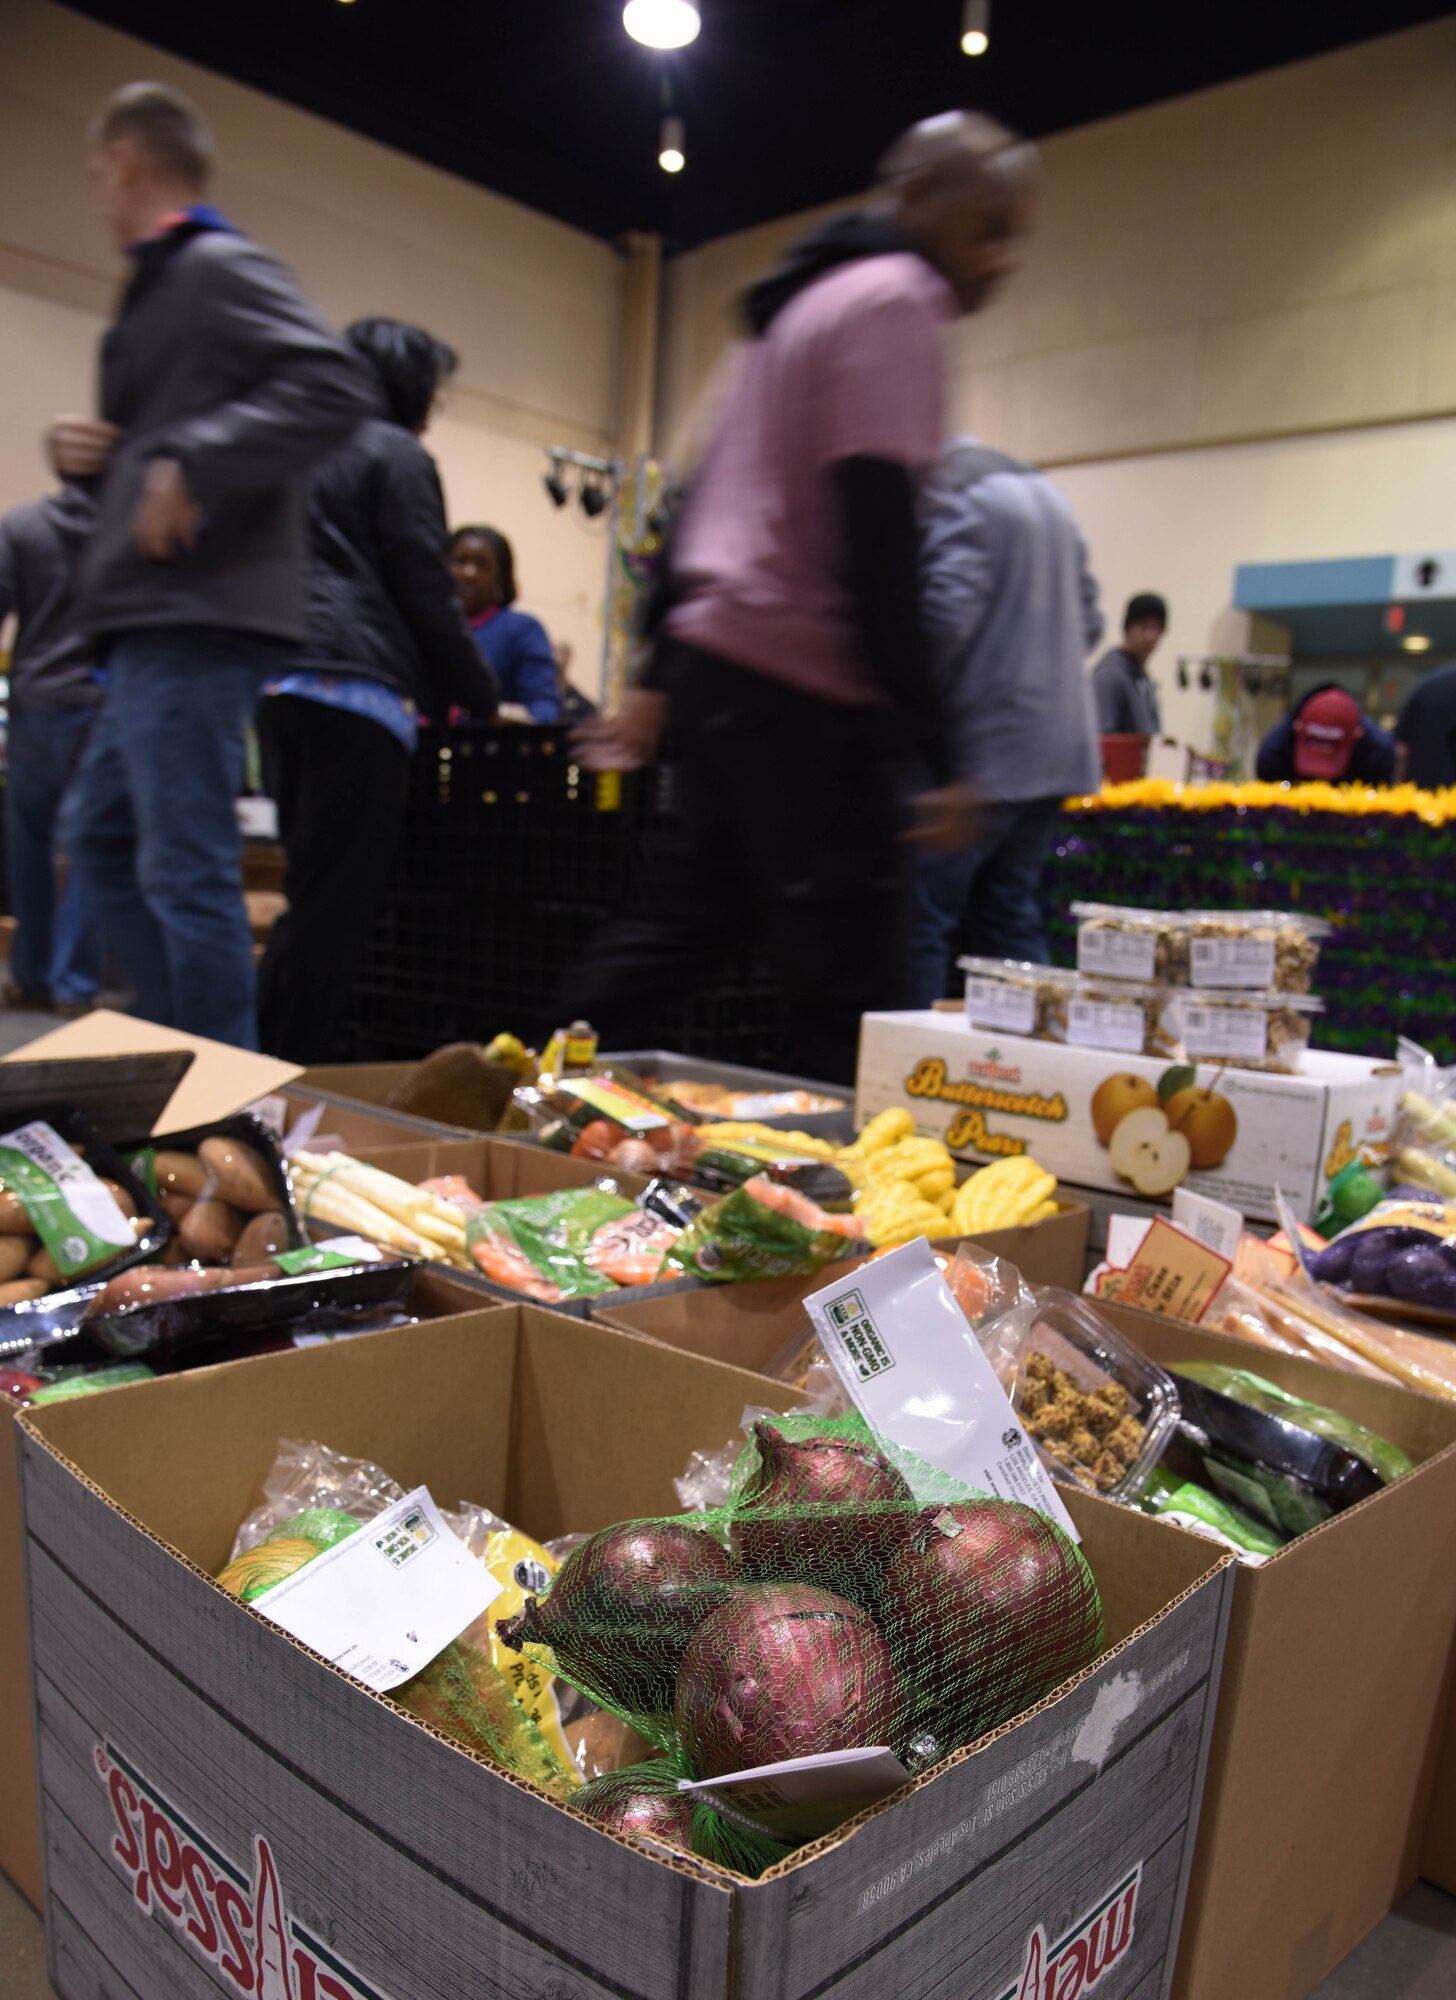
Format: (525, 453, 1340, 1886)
(1182, 1004, 1269, 1060)
(1067, 998, 1145, 1054)
(1077, 928, 1158, 981)
(965, 979, 1037, 1036)
(1189, 936, 1276, 987)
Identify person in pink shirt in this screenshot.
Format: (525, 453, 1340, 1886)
(569, 113, 1037, 1082)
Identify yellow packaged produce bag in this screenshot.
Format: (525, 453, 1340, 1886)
(473, 1524, 578, 1782)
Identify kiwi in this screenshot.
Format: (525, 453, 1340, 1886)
(385, 1045, 516, 1132)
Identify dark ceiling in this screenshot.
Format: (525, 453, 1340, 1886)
(64, 2, 1453, 249)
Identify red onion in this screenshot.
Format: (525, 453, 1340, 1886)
(571, 1765, 695, 1853)
(733, 1421, 914, 1604)
(675, 1582, 904, 1778)
(878, 1501, 1103, 1756)
(496, 1518, 735, 1718)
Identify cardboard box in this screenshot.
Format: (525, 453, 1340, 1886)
(1099, 1306, 1456, 2000)
(855, 1009, 1401, 1224)
(2, 1008, 300, 1131)
(0, 1012, 480, 1909)
(591, 1203, 1092, 1379)
(1423, 1695, 1456, 1894)
(297, 1062, 483, 1136)
(0, 1265, 493, 1910)
(276, 1084, 479, 1156)
(19, 1307, 1233, 2000)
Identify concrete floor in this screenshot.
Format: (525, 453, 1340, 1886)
(3, 1865, 1455, 1996)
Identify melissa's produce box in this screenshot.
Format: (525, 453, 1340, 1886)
(0, 1024, 293, 1908)
(0, 1259, 492, 1912)
(1099, 1304, 1456, 2000)
(856, 1010, 1401, 1224)
(592, 1202, 1091, 1372)
(18, 1308, 1232, 2000)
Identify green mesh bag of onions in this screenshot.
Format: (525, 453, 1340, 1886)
(496, 1412, 1103, 1874)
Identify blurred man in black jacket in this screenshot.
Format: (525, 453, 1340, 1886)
(0, 483, 102, 1011)
(49, 83, 373, 1047)
(257, 318, 499, 1062)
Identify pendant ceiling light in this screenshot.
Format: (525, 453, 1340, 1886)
(624, 1, 701, 50)
(659, 113, 686, 173)
(961, 0, 990, 56)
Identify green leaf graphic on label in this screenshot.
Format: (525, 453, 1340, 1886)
(1158, 1065, 1197, 1106)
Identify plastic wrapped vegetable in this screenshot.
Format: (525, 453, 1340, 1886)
(1173, 1363, 1412, 1487)
(1141, 1468, 1286, 1563)
(1169, 1368, 1386, 1538)
(466, 1185, 680, 1299)
(219, 1442, 579, 1799)
(666, 1176, 863, 1284)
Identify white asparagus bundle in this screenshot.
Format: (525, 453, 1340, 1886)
(290, 1152, 471, 1269)
(293, 1151, 468, 1251)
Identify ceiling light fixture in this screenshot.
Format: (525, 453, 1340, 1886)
(579, 478, 609, 519)
(659, 113, 686, 174)
(961, 0, 990, 56)
(1402, 634, 1432, 653)
(543, 456, 569, 509)
(624, 0, 701, 50)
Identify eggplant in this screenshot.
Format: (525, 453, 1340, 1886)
(1384, 1246, 1456, 1315)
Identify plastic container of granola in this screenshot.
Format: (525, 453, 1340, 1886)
(1071, 903, 1190, 984)
(1063, 975, 1184, 1059)
(1177, 989, 1323, 1073)
(1184, 911, 1331, 994)
(1018, 1290, 1181, 1502)
(959, 958, 1080, 1039)
(961, 960, 1182, 1057)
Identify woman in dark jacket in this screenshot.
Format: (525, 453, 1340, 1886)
(257, 318, 498, 1061)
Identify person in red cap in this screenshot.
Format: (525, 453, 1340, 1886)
(1256, 683, 1395, 784)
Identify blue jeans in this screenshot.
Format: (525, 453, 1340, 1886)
(5, 707, 101, 1003)
(908, 795, 1066, 1007)
(64, 631, 273, 1048)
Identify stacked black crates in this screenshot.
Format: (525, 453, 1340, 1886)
(351, 725, 790, 1066)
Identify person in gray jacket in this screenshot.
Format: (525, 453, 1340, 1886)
(0, 482, 103, 1011)
(1090, 593, 1167, 736)
(908, 439, 1103, 1004)
(48, 82, 373, 1049)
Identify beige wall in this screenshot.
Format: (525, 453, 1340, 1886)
(0, 0, 627, 687)
(657, 19, 1456, 746)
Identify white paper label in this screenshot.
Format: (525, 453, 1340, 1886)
(1077, 928, 1158, 981)
(964, 978, 1037, 1036)
(1105, 1214, 1155, 1268)
(1067, 998, 1146, 1055)
(805, 1239, 1079, 1540)
(1172, 1187, 1245, 1262)
(1189, 934, 1277, 988)
(1182, 1004, 1269, 1060)
(679, 1747, 910, 1843)
(247, 1488, 499, 1691)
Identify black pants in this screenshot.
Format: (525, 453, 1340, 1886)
(256, 696, 410, 1063)
(564, 645, 911, 1085)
